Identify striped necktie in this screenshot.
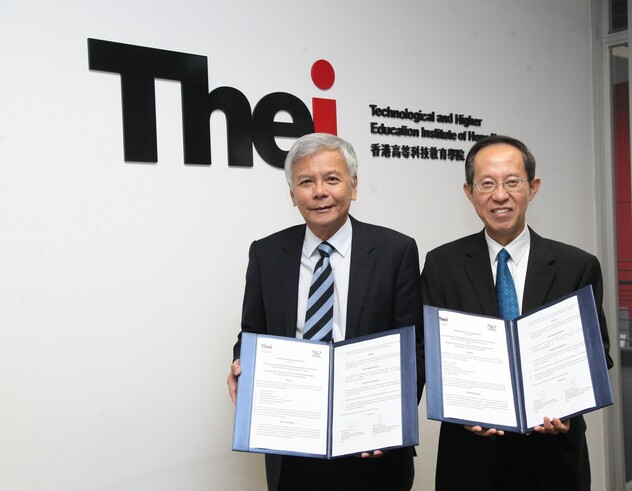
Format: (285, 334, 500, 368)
(303, 242, 334, 342)
(496, 248, 520, 320)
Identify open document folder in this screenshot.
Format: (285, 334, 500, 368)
(423, 285, 613, 433)
(232, 326, 419, 458)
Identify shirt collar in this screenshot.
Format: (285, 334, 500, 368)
(485, 225, 530, 265)
(304, 217, 352, 258)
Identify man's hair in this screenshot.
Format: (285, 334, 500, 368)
(464, 135, 537, 187)
(284, 133, 358, 186)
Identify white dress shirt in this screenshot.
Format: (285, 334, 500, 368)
(485, 225, 531, 316)
(296, 217, 352, 342)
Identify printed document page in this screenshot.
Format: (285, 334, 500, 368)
(248, 338, 330, 455)
(438, 311, 517, 428)
(517, 296, 595, 428)
(331, 333, 403, 456)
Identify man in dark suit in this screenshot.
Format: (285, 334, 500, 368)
(421, 135, 613, 491)
(228, 133, 424, 491)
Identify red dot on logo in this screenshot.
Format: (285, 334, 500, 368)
(311, 59, 335, 90)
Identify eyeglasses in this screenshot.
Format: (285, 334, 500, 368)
(474, 177, 528, 193)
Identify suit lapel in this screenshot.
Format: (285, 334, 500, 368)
(279, 225, 305, 338)
(523, 228, 556, 313)
(346, 218, 375, 339)
(463, 231, 499, 316)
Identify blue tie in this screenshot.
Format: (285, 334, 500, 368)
(304, 242, 334, 342)
(496, 248, 519, 320)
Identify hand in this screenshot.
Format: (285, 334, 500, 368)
(359, 449, 386, 458)
(227, 358, 241, 404)
(533, 417, 570, 435)
(464, 425, 505, 437)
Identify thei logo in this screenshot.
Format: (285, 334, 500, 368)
(87, 39, 337, 168)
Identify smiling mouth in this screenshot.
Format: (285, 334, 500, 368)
(492, 208, 512, 215)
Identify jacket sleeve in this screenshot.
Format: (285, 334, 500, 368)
(232, 241, 266, 361)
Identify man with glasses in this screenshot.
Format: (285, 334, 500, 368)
(421, 135, 613, 491)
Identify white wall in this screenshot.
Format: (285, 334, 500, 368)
(0, 0, 609, 489)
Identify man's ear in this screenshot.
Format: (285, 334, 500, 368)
(528, 177, 541, 202)
(463, 182, 474, 203)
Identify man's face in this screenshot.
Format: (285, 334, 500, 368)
(463, 143, 541, 246)
(290, 149, 358, 241)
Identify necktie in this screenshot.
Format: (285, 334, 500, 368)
(304, 242, 334, 342)
(496, 248, 520, 320)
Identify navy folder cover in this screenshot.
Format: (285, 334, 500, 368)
(424, 285, 613, 433)
(232, 326, 419, 458)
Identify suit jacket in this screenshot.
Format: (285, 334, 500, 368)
(420, 227, 613, 491)
(233, 216, 424, 491)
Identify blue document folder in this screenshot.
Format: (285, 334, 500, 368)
(424, 285, 613, 434)
(232, 326, 419, 458)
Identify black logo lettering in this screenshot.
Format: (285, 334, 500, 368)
(88, 38, 314, 168)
